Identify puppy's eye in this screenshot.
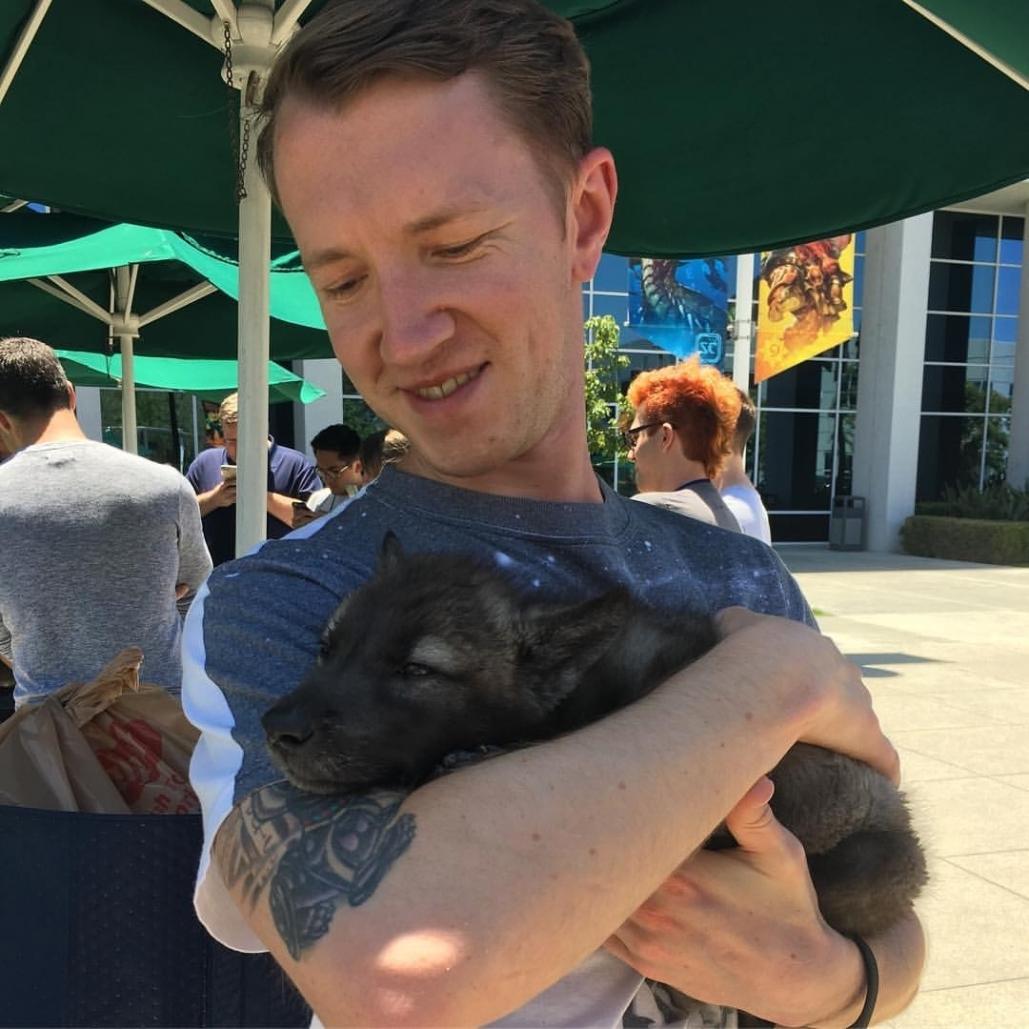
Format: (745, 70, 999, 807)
(400, 662, 433, 678)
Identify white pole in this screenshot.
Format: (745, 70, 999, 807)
(114, 266, 139, 455)
(732, 253, 756, 391)
(235, 75, 272, 557)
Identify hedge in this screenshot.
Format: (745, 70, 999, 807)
(900, 516, 1029, 566)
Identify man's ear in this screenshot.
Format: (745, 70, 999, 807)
(660, 423, 678, 452)
(569, 146, 618, 285)
(67, 382, 77, 413)
(378, 530, 405, 573)
(518, 588, 631, 711)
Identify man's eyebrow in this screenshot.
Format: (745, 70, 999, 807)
(304, 205, 494, 271)
(404, 204, 491, 236)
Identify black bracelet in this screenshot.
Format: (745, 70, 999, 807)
(847, 932, 880, 1028)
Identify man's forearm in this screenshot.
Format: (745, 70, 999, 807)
(197, 489, 222, 517)
(267, 491, 298, 528)
(214, 635, 813, 1027)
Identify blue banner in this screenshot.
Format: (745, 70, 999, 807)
(627, 258, 729, 364)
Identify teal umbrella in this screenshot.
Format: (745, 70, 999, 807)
(54, 349, 326, 405)
(0, 209, 329, 454)
(0, 211, 323, 331)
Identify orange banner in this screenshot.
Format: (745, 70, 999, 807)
(755, 234, 855, 383)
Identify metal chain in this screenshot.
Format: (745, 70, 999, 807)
(222, 21, 248, 203)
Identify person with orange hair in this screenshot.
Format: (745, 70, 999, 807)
(625, 356, 743, 531)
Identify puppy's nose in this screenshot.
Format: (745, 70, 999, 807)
(262, 703, 315, 750)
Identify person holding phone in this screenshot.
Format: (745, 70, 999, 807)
(185, 393, 319, 566)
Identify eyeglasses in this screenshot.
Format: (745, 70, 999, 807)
(621, 422, 668, 449)
(317, 462, 352, 480)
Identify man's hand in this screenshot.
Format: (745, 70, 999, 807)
(714, 608, 899, 784)
(291, 505, 323, 530)
(605, 778, 867, 1027)
(197, 479, 236, 515)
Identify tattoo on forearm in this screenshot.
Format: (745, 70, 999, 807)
(216, 782, 416, 960)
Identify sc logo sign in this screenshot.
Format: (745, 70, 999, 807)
(695, 333, 723, 365)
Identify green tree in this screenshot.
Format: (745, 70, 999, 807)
(584, 315, 629, 465)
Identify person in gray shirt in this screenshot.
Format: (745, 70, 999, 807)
(0, 337, 212, 706)
(626, 357, 743, 533)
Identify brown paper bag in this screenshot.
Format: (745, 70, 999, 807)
(0, 694, 130, 812)
(0, 648, 201, 814)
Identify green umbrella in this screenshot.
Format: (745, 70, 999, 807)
(0, 208, 330, 453)
(0, 0, 1026, 256)
(55, 348, 326, 405)
(4, 0, 1024, 552)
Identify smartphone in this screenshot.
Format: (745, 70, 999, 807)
(220, 464, 237, 482)
(291, 499, 307, 510)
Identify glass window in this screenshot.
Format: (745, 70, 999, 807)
(927, 262, 996, 314)
(988, 366, 1015, 408)
(992, 316, 1018, 362)
(762, 360, 838, 411)
(995, 266, 1021, 317)
(593, 253, 630, 293)
(916, 415, 986, 501)
(834, 413, 856, 496)
(924, 314, 992, 363)
(931, 211, 998, 262)
(767, 513, 831, 544)
(755, 411, 835, 511)
(1000, 217, 1025, 265)
(855, 230, 866, 255)
(922, 364, 990, 413)
(985, 416, 1011, 486)
(838, 363, 860, 410)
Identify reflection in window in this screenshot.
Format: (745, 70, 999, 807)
(927, 262, 996, 314)
(921, 365, 989, 414)
(755, 411, 836, 512)
(931, 210, 998, 262)
(986, 416, 1012, 487)
(916, 416, 984, 501)
(1000, 217, 1025, 265)
(996, 266, 1021, 317)
(761, 361, 838, 411)
(924, 314, 991, 363)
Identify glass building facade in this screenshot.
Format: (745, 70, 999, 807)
(580, 209, 1024, 542)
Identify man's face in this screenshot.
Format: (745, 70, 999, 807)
(313, 448, 362, 495)
(221, 420, 238, 462)
(274, 73, 611, 489)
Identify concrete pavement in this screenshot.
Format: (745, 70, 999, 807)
(778, 545, 1029, 1028)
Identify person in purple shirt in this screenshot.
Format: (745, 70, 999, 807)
(185, 392, 320, 566)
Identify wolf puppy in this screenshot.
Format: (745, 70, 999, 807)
(264, 534, 927, 938)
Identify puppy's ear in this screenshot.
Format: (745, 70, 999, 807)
(518, 588, 631, 711)
(379, 530, 405, 573)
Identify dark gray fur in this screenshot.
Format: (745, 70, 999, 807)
(264, 534, 928, 938)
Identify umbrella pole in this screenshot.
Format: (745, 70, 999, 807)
(118, 333, 138, 454)
(235, 78, 272, 558)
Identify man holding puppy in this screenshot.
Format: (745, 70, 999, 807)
(182, 2, 924, 1025)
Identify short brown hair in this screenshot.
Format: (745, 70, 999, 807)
(257, 0, 592, 210)
(219, 393, 239, 425)
(732, 387, 756, 455)
(626, 357, 742, 479)
(0, 337, 71, 420)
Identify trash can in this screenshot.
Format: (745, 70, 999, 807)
(828, 495, 866, 551)
(0, 806, 311, 1028)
